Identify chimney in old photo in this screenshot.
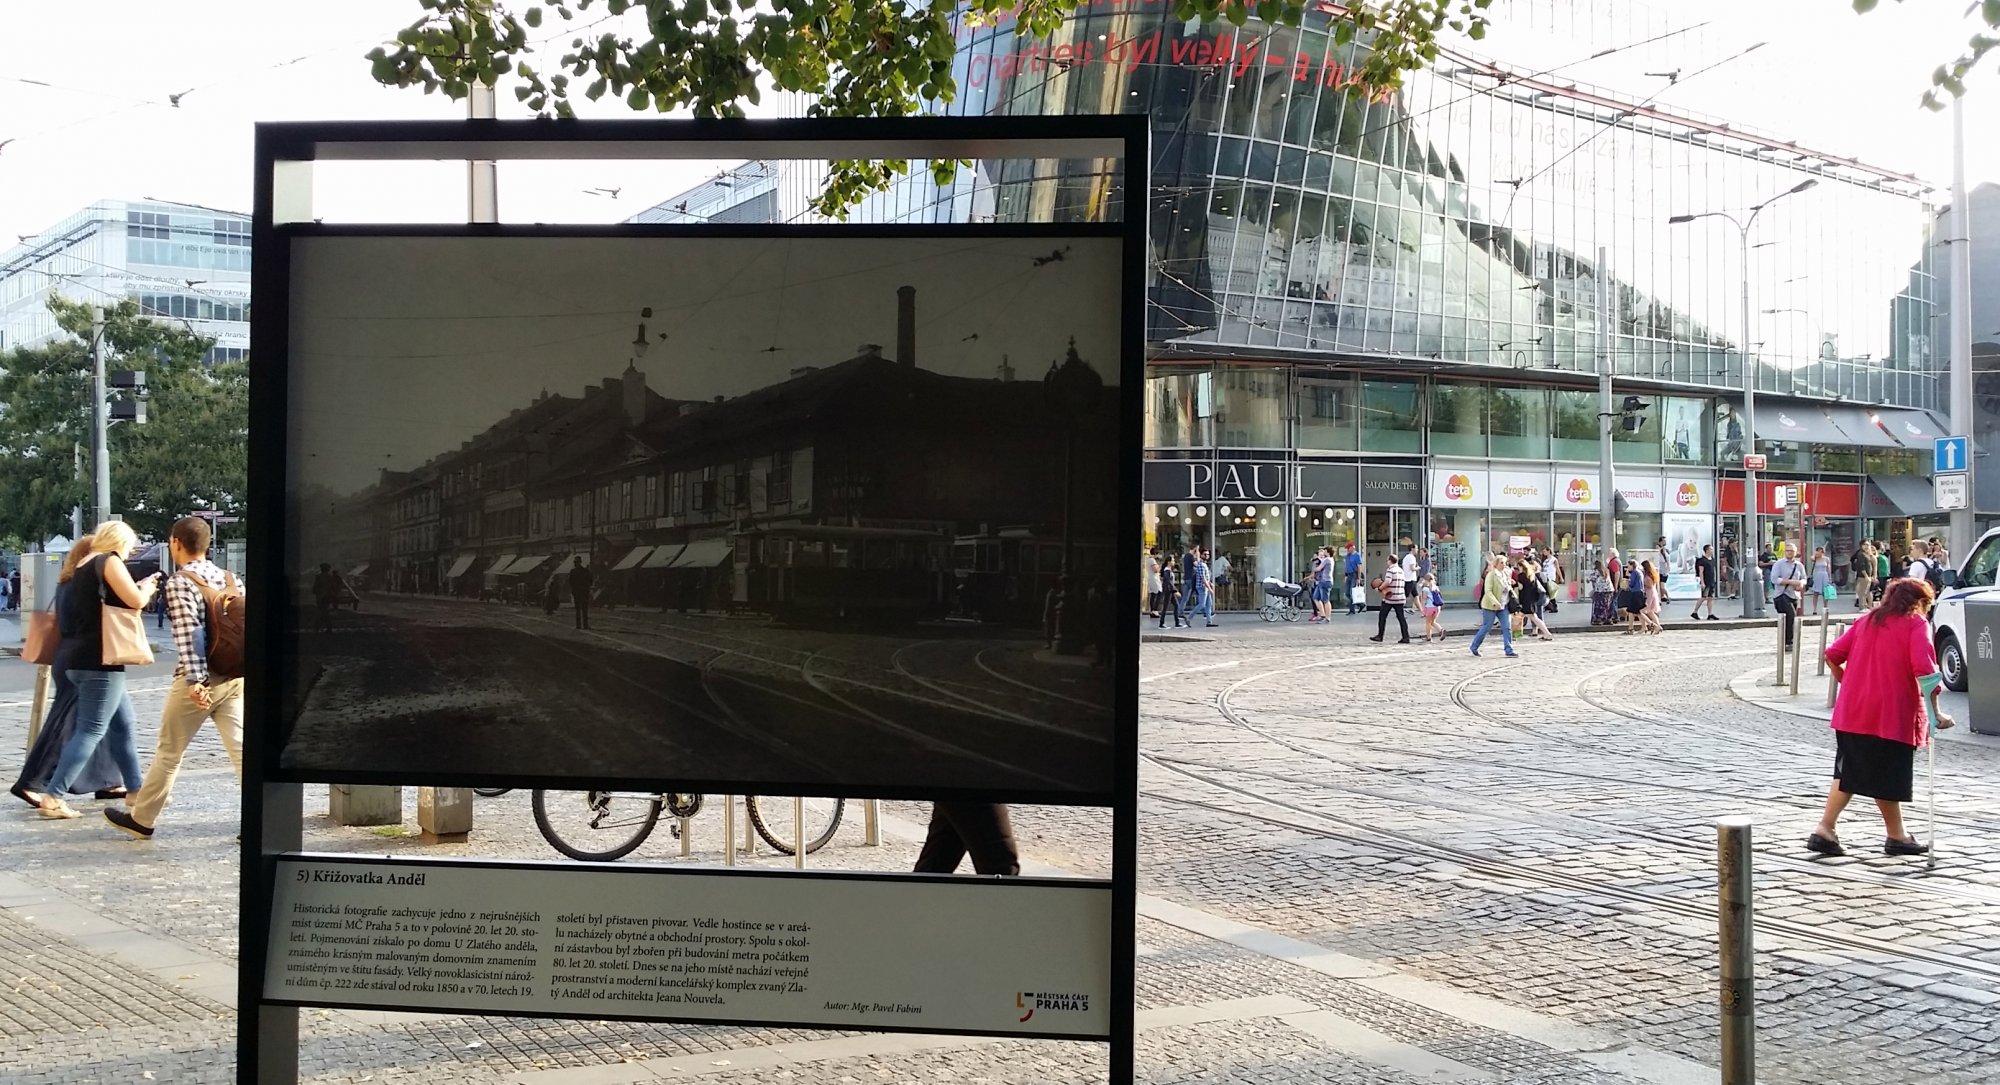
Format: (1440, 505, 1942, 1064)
(896, 285, 916, 368)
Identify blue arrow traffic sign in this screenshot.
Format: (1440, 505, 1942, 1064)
(1935, 435, 1970, 475)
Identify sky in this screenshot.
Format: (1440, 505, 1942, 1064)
(286, 234, 1125, 493)
(1, 0, 1996, 237)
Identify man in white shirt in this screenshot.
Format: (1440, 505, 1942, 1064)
(1399, 547, 1419, 615)
(1770, 548, 1807, 649)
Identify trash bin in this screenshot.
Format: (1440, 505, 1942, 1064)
(1964, 599, 2000, 736)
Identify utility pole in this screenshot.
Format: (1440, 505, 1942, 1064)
(1596, 246, 1614, 564)
(468, 0, 498, 225)
(1948, 94, 1976, 562)
(90, 305, 109, 527)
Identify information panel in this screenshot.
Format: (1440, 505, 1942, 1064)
(264, 856, 1113, 1039)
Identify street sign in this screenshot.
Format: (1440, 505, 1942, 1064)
(1773, 485, 1787, 509)
(1743, 454, 1767, 471)
(1935, 435, 1970, 474)
(1935, 472, 1970, 511)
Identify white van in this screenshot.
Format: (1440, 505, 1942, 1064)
(1930, 526, 2000, 691)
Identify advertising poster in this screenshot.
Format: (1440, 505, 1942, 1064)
(265, 857, 1113, 1038)
(280, 233, 1123, 800)
(1661, 513, 1714, 599)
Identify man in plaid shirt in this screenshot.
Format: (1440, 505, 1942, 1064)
(106, 516, 244, 840)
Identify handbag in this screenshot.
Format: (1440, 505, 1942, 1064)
(22, 606, 58, 666)
(99, 562, 154, 667)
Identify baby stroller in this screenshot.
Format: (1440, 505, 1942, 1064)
(1259, 577, 1305, 622)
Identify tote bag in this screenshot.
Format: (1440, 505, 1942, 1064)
(99, 565, 154, 667)
(22, 606, 58, 666)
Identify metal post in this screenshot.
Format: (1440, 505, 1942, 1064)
(1816, 607, 1830, 676)
(864, 798, 881, 847)
(793, 797, 806, 870)
(1948, 94, 1976, 563)
(1789, 605, 1803, 695)
(467, 0, 499, 226)
(1596, 245, 1615, 561)
(1717, 816, 1756, 1085)
(90, 305, 109, 526)
(1739, 227, 1761, 620)
(1775, 613, 1787, 685)
(25, 665, 50, 749)
(723, 795, 736, 866)
(678, 815, 691, 858)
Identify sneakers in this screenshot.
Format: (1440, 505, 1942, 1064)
(1706, 615, 1720, 621)
(1368, 634, 1384, 642)
(103, 808, 154, 840)
(1691, 611, 1701, 621)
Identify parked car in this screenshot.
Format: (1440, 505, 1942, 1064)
(1930, 526, 2000, 691)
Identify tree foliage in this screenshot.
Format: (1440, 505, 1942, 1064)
(1855, 0, 2000, 108)
(0, 297, 248, 547)
(366, 0, 1493, 216)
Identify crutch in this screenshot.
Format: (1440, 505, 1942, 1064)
(1918, 671, 1945, 870)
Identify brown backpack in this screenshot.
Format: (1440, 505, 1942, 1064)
(180, 569, 246, 681)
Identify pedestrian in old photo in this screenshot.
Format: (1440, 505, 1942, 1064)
(37, 522, 158, 820)
(568, 555, 594, 630)
(106, 517, 246, 840)
(543, 572, 561, 615)
(1809, 578, 1951, 857)
(912, 802, 1020, 876)
(311, 562, 340, 633)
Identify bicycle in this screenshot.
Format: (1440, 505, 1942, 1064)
(529, 790, 844, 862)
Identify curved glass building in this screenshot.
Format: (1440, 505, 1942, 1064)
(790, 2, 1945, 604)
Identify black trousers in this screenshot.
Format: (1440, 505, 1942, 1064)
(1774, 593, 1797, 646)
(1376, 601, 1409, 640)
(912, 803, 1020, 876)
(573, 595, 590, 629)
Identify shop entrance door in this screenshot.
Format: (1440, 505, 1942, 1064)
(1363, 508, 1421, 582)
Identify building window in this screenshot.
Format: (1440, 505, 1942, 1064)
(767, 454, 792, 505)
(670, 472, 686, 515)
(620, 479, 633, 520)
(127, 210, 168, 239)
(1146, 369, 1215, 448)
(644, 475, 659, 516)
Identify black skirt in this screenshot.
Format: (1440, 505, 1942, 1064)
(1834, 730, 1917, 803)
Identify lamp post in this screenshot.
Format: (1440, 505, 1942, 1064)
(1670, 178, 1817, 618)
(1043, 338, 1103, 656)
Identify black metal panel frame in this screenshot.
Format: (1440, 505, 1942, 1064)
(242, 115, 1145, 1085)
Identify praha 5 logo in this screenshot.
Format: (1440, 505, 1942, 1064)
(1565, 479, 1591, 504)
(1017, 990, 1091, 1022)
(1443, 474, 1474, 501)
(1675, 483, 1701, 507)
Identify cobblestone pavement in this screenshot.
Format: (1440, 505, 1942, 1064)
(6, 614, 1999, 1081)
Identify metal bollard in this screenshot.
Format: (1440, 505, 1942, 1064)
(794, 797, 806, 870)
(864, 798, 882, 847)
(1816, 608, 1831, 676)
(723, 795, 737, 866)
(1717, 816, 1756, 1085)
(679, 813, 691, 858)
(1775, 615, 1788, 688)
(1789, 609, 1803, 696)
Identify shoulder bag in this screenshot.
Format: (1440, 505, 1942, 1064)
(99, 559, 154, 667)
(22, 600, 58, 666)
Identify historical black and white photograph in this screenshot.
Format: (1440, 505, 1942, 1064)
(279, 232, 1123, 798)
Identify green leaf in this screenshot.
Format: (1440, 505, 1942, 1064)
(1467, 21, 1485, 40)
(628, 86, 650, 109)
(524, 6, 543, 27)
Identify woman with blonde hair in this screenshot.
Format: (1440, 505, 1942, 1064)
(34, 522, 160, 819)
(10, 536, 129, 809)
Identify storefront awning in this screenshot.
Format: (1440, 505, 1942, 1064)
(667, 539, 734, 569)
(1865, 474, 1937, 517)
(1745, 402, 1852, 447)
(482, 554, 516, 578)
(640, 544, 686, 569)
(1874, 408, 1951, 446)
(502, 554, 551, 575)
(346, 563, 369, 577)
(611, 546, 655, 571)
(444, 554, 476, 579)
(1827, 407, 1904, 449)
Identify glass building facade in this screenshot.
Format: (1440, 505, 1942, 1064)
(785, 2, 1947, 604)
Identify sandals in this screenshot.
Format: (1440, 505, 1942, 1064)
(1805, 832, 1845, 857)
(36, 797, 80, 820)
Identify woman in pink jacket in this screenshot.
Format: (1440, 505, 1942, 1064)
(1809, 578, 1955, 857)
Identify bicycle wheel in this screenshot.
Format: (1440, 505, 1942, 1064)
(472, 787, 512, 797)
(745, 796, 844, 856)
(531, 790, 662, 861)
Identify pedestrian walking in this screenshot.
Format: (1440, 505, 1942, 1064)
(1640, 560, 1665, 634)
(1852, 541, 1878, 610)
(8, 567, 18, 610)
(1342, 543, 1363, 615)
(1468, 555, 1518, 658)
(1808, 578, 1952, 857)
(1519, 560, 1554, 641)
(105, 517, 246, 840)
(35, 522, 158, 820)
(1146, 547, 1164, 619)
(1399, 546, 1419, 616)
(1307, 546, 1333, 623)
(1369, 558, 1411, 643)
(1620, 560, 1647, 635)
(1195, 547, 1217, 627)
(1588, 560, 1615, 626)
(10, 539, 126, 810)
(912, 802, 1021, 875)
(1607, 547, 1623, 588)
(1692, 544, 1720, 621)
(1419, 573, 1446, 642)
(1771, 547, 1807, 648)
(568, 555, 594, 629)
(1157, 557, 1185, 628)
(1808, 546, 1833, 616)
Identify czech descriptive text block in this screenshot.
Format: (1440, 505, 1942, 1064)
(263, 856, 1113, 1038)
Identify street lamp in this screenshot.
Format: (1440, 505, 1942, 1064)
(1669, 177, 1817, 617)
(1043, 338, 1103, 656)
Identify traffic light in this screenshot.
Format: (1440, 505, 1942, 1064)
(108, 369, 147, 425)
(1620, 395, 1650, 433)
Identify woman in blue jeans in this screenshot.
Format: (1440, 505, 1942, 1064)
(36, 522, 160, 820)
